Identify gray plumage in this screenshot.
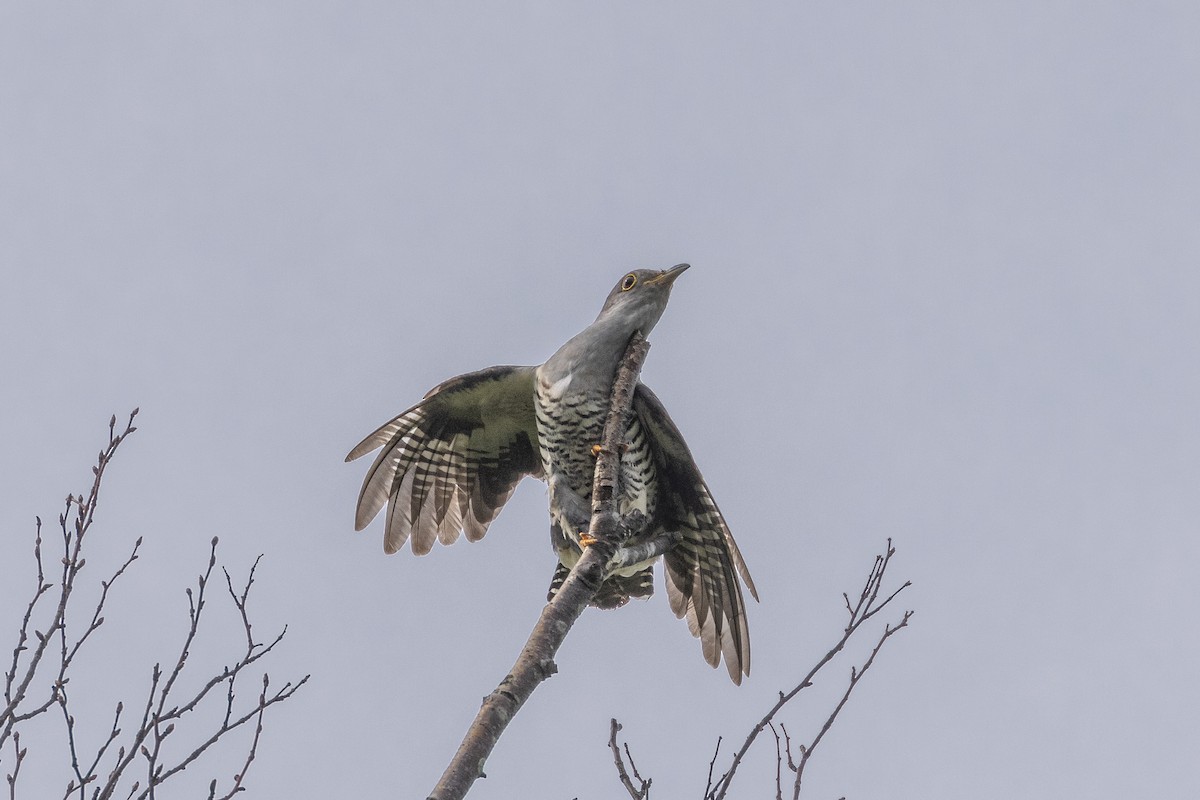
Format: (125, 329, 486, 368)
(347, 265, 758, 682)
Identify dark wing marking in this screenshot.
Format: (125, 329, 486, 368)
(633, 383, 758, 684)
(347, 366, 543, 555)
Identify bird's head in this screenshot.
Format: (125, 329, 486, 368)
(595, 263, 690, 335)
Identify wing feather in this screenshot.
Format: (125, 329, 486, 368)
(348, 366, 542, 555)
(634, 383, 757, 684)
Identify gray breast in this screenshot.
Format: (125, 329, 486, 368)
(534, 373, 658, 531)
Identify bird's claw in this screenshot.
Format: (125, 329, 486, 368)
(591, 443, 630, 457)
(578, 531, 598, 547)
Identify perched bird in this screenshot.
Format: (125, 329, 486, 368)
(347, 265, 758, 682)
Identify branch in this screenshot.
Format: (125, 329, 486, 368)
(427, 332, 651, 800)
(101, 543, 310, 800)
(607, 531, 679, 572)
(5, 731, 25, 800)
(609, 719, 650, 800)
(706, 540, 911, 800)
(1, 411, 139, 755)
(609, 542, 912, 799)
(790, 610, 912, 798)
(1, 411, 308, 799)
(770, 722, 800, 800)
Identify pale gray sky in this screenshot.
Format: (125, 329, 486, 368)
(3, 3, 1198, 798)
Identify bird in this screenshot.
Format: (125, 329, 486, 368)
(346, 264, 758, 682)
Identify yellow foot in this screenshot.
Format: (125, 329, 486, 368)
(591, 443, 630, 457)
(579, 531, 598, 547)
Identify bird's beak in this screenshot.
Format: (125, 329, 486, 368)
(646, 263, 690, 287)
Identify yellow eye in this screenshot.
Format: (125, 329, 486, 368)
(621, 273, 637, 291)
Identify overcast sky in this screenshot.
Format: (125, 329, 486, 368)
(3, 3, 1198, 798)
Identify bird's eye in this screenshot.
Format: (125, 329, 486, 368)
(621, 274, 638, 291)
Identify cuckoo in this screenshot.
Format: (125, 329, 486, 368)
(346, 264, 758, 682)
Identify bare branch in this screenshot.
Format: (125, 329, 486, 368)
(1, 411, 139, 755)
(2, 411, 307, 799)
(138, 673, 307, 796)
(3, 522, 52, 729)
(769, 723, 784, 800)
(703, 737, 722, 799)
(108, 545, 309, 800)
(5, 731, 26, 800)
(62, 539, 141, 675)
(791, 610, 913, 798)
(428, 332, 651, 800)
(609, 720, 650, 800)
(705, 540, 911, 800)
(210, 674, 269, 800)
(778, 722, 795, 773)
(603, 547, 913, 800)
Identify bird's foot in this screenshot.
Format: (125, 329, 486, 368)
(591, 443, 629, 457)
(578, 531, 599, 547)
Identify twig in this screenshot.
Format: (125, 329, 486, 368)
(778, 722, 795, 773)
(111, 546, 309, 800)
(791, 611, 912, 799)
(606, 550, 912, 799)
(5, 731, 25, 800)
(706, 540, 911, 800)
(702, 736, 721, 799)
(427, 333, 652, 800)
(1, 411, 308, 799)
(609, 720, 650, 799)
(769, 723, 784, 800)
(1, 411, 139, 754)
(3, 521, 52, 729)
(210, 673, 269, 800)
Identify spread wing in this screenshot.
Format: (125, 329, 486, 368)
(347, 366, 543, 555)
(633, 384, 759, 684)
